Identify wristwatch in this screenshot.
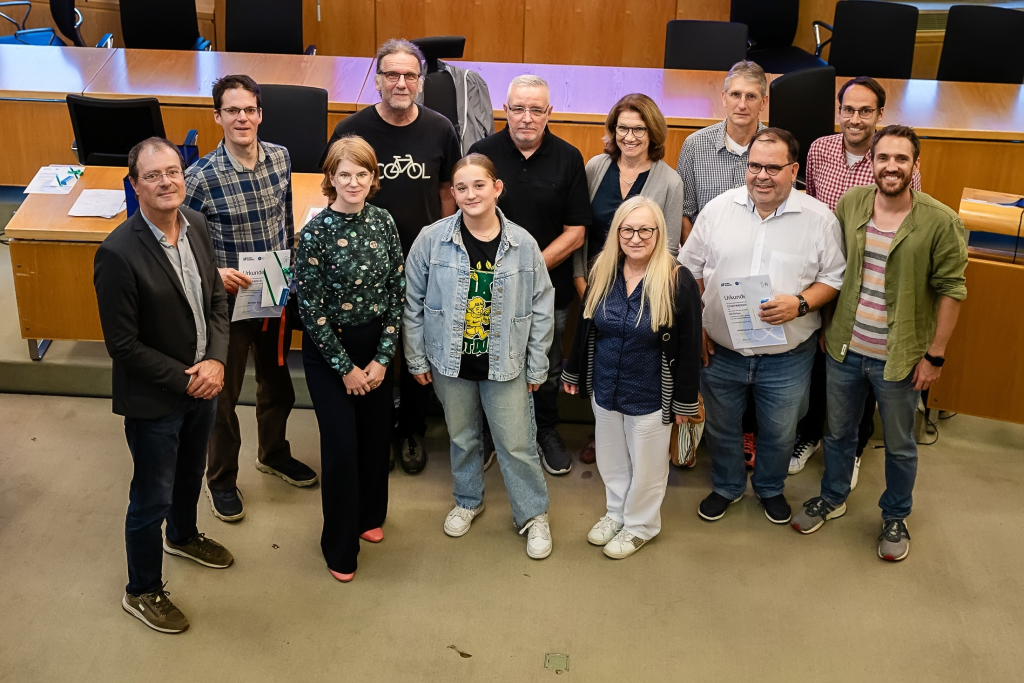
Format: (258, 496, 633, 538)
(924, 352, 946, 367)
(796, 294, 809, 317)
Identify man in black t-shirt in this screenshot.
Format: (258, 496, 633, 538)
(322, 39, 461, 475)
(468, 75, 593, 475)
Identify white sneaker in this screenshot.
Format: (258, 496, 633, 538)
(519, 513, 552, 559)
(850, 456, 862, 491)
(788, 437, 822, 474)
(444, 504, 484, 537)
(603, 529, 646, 559)
(587, 515, 623, 546)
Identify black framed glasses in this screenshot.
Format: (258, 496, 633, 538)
(216, 106, 260, 117)
(839, 105, 878, 119)
(377, 71, 421, 84)
(747, 161, 796, 176)
(618, 226, 657, 240)
(615, 125, 647, 139)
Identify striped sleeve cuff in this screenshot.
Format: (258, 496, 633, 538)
(672, 400, 700, 417)
(560, 369, 579, 386)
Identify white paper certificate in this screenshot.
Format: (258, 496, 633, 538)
(231, 250, 291, 322)
(717, 277, 787, 349)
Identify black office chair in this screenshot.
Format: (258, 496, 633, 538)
(119, 0, 211, 51)
(258, 84, 327, 173)
(936, 5, 1024, 85)
(813, 1, 918, 79)
(411, 36, 465, 133)
(731, 0, 824, 73)
(66, 94, 198, 167)
(0, 0, 111, 46)
(767, 65, 837, 188)
(664, 20, 748, 71)
(224, 0, 314, 55)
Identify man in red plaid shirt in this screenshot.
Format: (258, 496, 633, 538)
(789, 76, 921, 483)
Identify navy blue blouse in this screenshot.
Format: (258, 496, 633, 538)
(593, 270, 662, 416)
(588, 163, 649, 262)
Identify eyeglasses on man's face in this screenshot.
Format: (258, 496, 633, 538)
(618, 226, 657, 240)
(839, 106, 878, 119)
(216, 107, 260, 118)
(140, 169, 183, 183)
(747, 161, 796, 177)
(615, 125, 647, 139)
(507, 105, 548, 118)
(378, 71, 421, 84)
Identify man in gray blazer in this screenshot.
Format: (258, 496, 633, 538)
(94, 137, 233, 634)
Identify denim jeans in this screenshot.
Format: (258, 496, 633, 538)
(534, 305, 569, 431)
(431, 367, 549, 527)
(124, 396, 216, 595)
(821, 352, 919, 520)
(700, 337, 816, 500)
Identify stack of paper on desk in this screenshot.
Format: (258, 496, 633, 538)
(68, 190, 127, 219)
(24, 165, 85, 195)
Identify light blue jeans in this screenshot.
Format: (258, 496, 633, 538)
(431, 367, 549, 527)
(700, 337, 816, 500)
(821, 352, 920, 520)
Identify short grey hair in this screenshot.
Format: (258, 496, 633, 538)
(506, 75, 550, 104)
(375, 38, 426, 76)
(724, 60, 768, 97)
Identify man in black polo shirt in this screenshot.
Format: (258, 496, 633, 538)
(469, 75, 593, 475)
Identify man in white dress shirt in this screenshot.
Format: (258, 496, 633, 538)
(679, 128, 846, 526)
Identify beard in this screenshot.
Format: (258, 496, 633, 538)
(876, 170, 912, 197)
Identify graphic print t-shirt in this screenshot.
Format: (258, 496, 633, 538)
(458, 222, 501, 381)
(323, 105, 462, 255)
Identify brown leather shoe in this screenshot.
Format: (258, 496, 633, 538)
(579, 435, 596, 464)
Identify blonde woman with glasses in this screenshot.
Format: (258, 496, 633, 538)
(562, 196, 702, 559)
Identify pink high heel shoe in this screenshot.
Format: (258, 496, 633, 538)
(329, 569, 355, 582)
(360, 527, 384, 543)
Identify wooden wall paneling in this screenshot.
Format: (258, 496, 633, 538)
(675, 0, 730, 21)
(911, 30, 943, 81)
(927, 259, 1024, 423)
(0, 101, 79, 185)
(524, 0, 676, 68)
(161, 105, 224, 158)
(9, 241, 104, 341)
(373, 0, 523, 62)
(317, 0, 376, 56)
(917, 139, 1024, 213)
(795, 0, 834, 56)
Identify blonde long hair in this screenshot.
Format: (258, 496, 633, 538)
(583, 196, 677, 331)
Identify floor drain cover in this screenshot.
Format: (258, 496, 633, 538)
(544, 653, 569, 673)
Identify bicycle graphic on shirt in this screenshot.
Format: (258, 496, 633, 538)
(379, 154, 432, 180)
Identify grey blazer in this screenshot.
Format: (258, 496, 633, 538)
(574, 154, 685, 279)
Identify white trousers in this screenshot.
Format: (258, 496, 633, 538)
(592, 398, 673, 540)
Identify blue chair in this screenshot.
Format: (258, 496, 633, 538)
(0, 0, 111, 47)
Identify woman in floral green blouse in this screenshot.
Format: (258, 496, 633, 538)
(295, 135, 405, 583)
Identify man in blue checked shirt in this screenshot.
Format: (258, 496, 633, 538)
(184, 74, 317, 523)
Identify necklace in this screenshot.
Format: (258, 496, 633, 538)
(467, 223, 500, 242)
(619, 160, 652, 187)
(623, 264, 648, 282)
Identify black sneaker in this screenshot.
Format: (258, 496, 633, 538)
(538, 428, 571, 475)
(395, 434, 427, 474)
(759, 494, 792, 524)
(878, 518, 911, 561)
(256, 456, 318, 487)
(698, 491, 741, 521)
(122, 587, 188, 634)
(206, 486, 244, 522)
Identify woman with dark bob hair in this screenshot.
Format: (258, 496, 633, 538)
(294, 135, 405, 583)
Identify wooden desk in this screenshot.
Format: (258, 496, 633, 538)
(0, 45, 117, 184)
(81, 49, 373, 159)
(6, 167, 328, 357)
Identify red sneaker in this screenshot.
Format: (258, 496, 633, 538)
(360, 528, 384, 543)
(579, 436, 596, 464)
(330, 569, 355, 582)
(743, 433, 756, 469)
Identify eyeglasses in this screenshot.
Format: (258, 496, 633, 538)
(839, 106, 878, 119)
(507, 105, 548, 117)
(139, 169, 183, 183)
(336, 171, 372, 183)
(618, 226, 657, 240)
(747, 161, 796, 177)
(726, 91, 762, 103)
(216, 107, 260, 118)
(615, 125, 647, 139)
(378, 71, 421, 84)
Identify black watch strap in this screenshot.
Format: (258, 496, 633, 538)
(796, 294, 809, 317)
(924, 352, 945, 367)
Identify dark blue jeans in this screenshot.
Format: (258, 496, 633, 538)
(821, 352, 919, 520)
(124, 396, 216, 595)
(701, 337, 816, 500)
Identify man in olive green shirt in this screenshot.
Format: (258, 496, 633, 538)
(791, 125, 967, 563)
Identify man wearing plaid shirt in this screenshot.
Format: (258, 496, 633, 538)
(789, 77, 922, 483)
(184, 75, 317, 523)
